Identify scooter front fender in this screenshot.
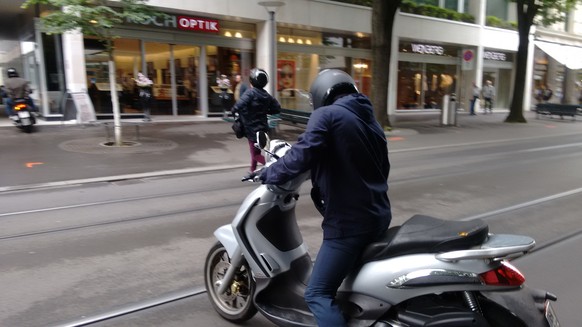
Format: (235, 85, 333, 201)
(214, 224, 239, 257)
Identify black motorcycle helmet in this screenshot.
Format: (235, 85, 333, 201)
(309, 69, 359, 109)
(249, 68, 268, 89)
(7, 68, 19, 78)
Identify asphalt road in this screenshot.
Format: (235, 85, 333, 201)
(1, 113, 581, 326)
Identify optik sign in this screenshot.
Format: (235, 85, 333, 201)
(129, 15, 220, 33)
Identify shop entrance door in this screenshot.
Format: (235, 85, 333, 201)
(483, 68, 511, 109)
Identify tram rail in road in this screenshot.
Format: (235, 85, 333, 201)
(44, 186, 582, 326)
(49, 288, 206, 327)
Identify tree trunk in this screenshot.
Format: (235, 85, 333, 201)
(506, 0, 538, 123)
(371, 0, 400, 129)
(108, 51, 123, 145)
(506, 34, 528, 123)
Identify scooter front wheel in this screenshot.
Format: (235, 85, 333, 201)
(204, 241, 257, 322)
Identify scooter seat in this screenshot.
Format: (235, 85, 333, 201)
(360, 215, 488, 264)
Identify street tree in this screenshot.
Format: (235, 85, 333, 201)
(371, 0, 401, 129)
(508, 0, 580, 123)
(330, 0, 399, 129)
(22, 0, 159, 145)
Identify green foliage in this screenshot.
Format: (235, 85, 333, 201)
(486, 15, 517, 30)
(330, 0, 474, 23)
(400, 0, 475, 23)
(21, 0, 160, 52)
(508, 0, 581, 27)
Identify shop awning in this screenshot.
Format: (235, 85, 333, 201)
(535, 40, 582, 70)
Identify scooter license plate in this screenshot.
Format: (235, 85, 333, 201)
(18, 111, 30, 118)
(545, 301, 560, 327)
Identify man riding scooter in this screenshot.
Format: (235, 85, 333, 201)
(4, 68, 35, 118)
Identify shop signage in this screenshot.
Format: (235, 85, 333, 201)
(128, 15, 220, 33)
(177, 16, 219, 32)
(410, 43, 445, 55)
(484, 51, 507, 61)
(462, 49, 475, 70)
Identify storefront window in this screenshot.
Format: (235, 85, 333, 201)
(397, 62, 456, 109)
(277, 52, 371, 111)
(173, 45, 201, 115)
(85, 37, 142, 115)
(144, 42, 173, 115)
(85, 40, 111, 114)
(352, 58, 372, 96)
(277, 53, 316, 111)
(85, 38, 203, 116)
(207, 46, 254, 116)
(117, 39, 142, 114)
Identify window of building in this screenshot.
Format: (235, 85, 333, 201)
(444, 0, 469, 12)
(277, 52, 371, 111)
(413, 0, 438, 6)
(397, 62, 456, 110)
(207, 46, 254, 116)
(486, 0, 509, 20)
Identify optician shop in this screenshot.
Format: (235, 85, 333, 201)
(34, 11, 374, 120)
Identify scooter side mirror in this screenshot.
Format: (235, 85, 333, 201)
(256, 131, 270, 150)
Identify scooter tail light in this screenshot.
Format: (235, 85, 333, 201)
(14, 104, 27, 111)
(479, 261, 525, 286)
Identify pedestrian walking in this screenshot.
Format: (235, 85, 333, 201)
(482, 80, 495, 114)
(231, 68, 281, 180)
(469, 81, 480, 115)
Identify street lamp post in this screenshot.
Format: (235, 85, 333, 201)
(258, 1, 285, 97)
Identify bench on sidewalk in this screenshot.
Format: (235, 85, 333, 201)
(535, 103, 581, 121)
(279, 108, 311, 125)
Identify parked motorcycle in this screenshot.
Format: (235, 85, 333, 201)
(204, 132, 560, 327)
(10, 98, 36, 133)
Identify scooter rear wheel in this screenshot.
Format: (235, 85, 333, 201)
(204, 241, 257, 322)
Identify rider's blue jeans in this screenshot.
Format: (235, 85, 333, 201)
(4, 98, 13, 116)
(304, 230, 382, 327)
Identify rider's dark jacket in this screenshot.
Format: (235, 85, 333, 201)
(232, 87, 281, 142)
(260, 93, 392, 239)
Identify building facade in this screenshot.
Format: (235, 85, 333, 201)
(1, 0, 581, 121)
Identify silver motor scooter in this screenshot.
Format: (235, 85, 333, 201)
(204, 132, 559, 327)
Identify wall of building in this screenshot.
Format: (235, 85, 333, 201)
(146, 0, 372, 34)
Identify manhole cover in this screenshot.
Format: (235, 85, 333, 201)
(59, 137, 178, 154)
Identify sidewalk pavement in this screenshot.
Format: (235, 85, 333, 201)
(0, 110, 580, 191)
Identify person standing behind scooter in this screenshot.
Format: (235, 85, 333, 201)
(232, 68, 281, 181)
(258, 69, 392, 327)
(4, 68, 33, 117)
